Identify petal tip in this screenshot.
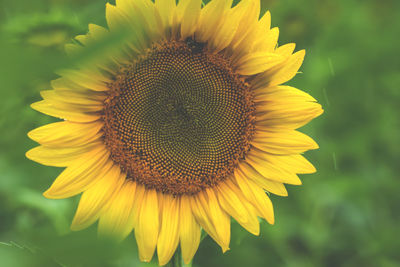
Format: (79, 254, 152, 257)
(25, 149, 33, 160)
(221, 246, 230, 253)
(105, 2, 114, 8)
(294, 182, 302, 186)
(308, 165, 317, 174)
(310, 140, 320, 150)
(25, 147, 42, 164)
(43, 187, 67, 200)
(280, 190, 289, 197)
(158, 258, 170, 266)
(42, 189, 53, 199)
(43, 189, 57, 199)
(317, 106, 324, 117)
(27, 130, 35, 141)
(30, 101, 42, 111)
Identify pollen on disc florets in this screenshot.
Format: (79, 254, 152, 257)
(102, 39, 256, 195)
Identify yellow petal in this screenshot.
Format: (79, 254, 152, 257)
(216, 180, 260, 235)
(155, 0, 176, 33)
(74, 34, 90, 46)
(205, 188, 231, 252)
(264, 154, 317, 174)
(190, 194, 228, 251)
(31, 100, 101, 122)
(58, 69, 111, 91)
(231, 11, 271, 60)
(131, 184, 146, 227)
(179, 195, 201, 265)
(236, 52, 285, 75)
(248, 148, 316, 175)
(98, 180, 137, 241)
(234, 171, 274, 224)
(40, 89, 106, 106)
(170, 6, 180, 39)
(229, 0, 260, 50)
(271, 49, 305, 86)
(51, 77, 87, 92)
(28, 121, 103, 148)
(255, 86, 323, 129)
(252, 27, 279, 53)
(98, 3, 141, 58)
(196, 0, 232, 43)
(116, 0, 162, 42)
(135, 189, 159, 262)
(110, 1, 152, 53)
(72, 28, 118, 73)
(157, 194, 180, 266)
(245, 151, 302, 185)
(88, 23, 109, 41)
(38, 95, 103, 113)
(254, 49, 306, 89)
(42, 146, 113, 198)
(257, 10, 272, 33)
(254, 85, 316, 101)
(106, 2, 131, 32)
(252, 129, 319, 155)
(85, 23, 128, 69)
(256, 101, 323, 130)
(26, 142, 101, 168)
(216, 183, 247, 222)
(275, 43, 296, 57)
(179, 0, 202, 39)
(71, 166, 125, 231)
(209, 6, 243, 53)
(237, 162, 288, 196)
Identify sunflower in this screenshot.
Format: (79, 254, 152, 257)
(26, 0, 323, 265)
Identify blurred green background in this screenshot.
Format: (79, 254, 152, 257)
(1, 0, 399, 266)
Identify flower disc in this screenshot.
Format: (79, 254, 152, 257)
(103, 40, 255, 195)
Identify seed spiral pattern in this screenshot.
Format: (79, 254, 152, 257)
(103, 40, 255, 195)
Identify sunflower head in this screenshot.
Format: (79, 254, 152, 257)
(27, 0, 323, 265)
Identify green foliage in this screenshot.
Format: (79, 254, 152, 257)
(0, 0, 399, 266)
